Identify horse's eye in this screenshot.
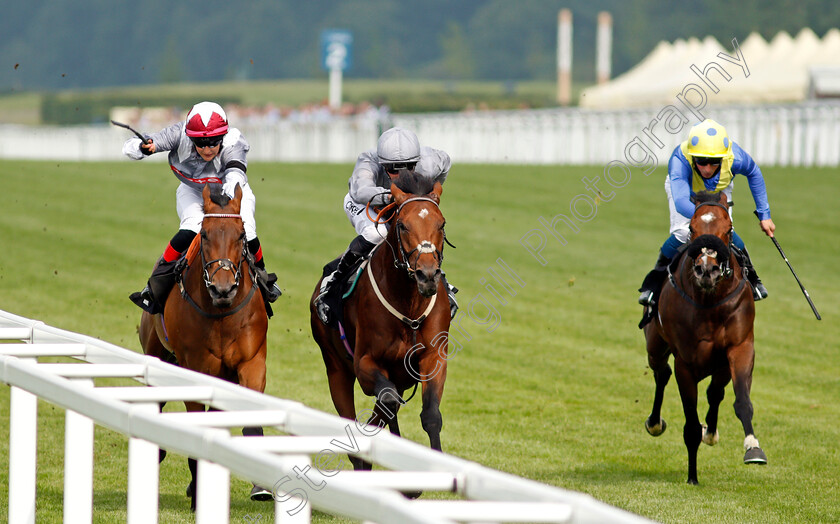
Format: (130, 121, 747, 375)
(200, 231, 208, 240)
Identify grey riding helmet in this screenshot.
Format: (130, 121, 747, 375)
(377, 128, 421, 163)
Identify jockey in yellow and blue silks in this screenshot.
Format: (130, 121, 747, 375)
(638, 119, 776, 307)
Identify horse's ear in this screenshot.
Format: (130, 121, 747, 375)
(202, 183, 212, 206)
(391, 182, 407, 206)
(430, 182, 442, 204)
(230, 184, 243, 213)
(718, 191, 729, 206)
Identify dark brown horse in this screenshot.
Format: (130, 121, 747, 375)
(310, 174, 451, 470)
(643, 190, 767, 484)
(139, 183, 269, 506)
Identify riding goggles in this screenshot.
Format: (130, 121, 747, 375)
(694, 156, 722, 166)
(190, 135, 224, 148)
(383, 162, 418, 174)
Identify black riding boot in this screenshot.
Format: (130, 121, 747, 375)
(247, 238, 282, 319)
(441, 272, 459, 319)
(315, 235, 376, 325)
(732, 246, 768, 300)
(130, 258, 180, 314)
(638, 253, 671, 306)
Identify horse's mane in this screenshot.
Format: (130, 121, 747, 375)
(393, 170, 436, 196)
(208, 183, 231, 207)
(692, 191, 721, 206)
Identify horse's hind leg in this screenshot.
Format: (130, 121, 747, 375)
(702, 368, 730, 446)
(645, 327, 671, 436)
(674, 360, 702, 484)
(729, 342, 767, 464)
(138, 312, 171, 462)
(320, 353, 369, 470)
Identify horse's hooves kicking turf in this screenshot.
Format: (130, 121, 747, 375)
(744, 447, 768, 464)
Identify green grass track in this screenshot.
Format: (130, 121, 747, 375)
(1, 159, 838, 523)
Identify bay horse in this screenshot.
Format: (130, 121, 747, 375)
(643, 190, 767, 484)
(310, 173, 452, 472)
(138, 183, 270, 508)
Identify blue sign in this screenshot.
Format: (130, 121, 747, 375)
(321, 30, 353, 72)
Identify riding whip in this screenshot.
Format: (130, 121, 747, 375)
(110, 120, 150, 145)
(755, 211, 821, 320)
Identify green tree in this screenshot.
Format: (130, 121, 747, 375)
(439, 21, 475, 79)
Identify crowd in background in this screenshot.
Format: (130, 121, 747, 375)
(110, 100, 392, 131)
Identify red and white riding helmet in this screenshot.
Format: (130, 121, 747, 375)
(185, 101, 229, 138)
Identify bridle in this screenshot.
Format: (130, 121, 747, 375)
(391, 197, 449, 278)
(688, 200, 734, 278)
(364, 195, 455, 335)
(179, 213, 257, 318)
(199, 213, 246, 289)
(669, 200, 747, 308)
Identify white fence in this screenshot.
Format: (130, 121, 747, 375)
(2, 102, 838, 166)
(0, 309, 652, 524)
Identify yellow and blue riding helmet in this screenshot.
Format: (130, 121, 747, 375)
(686, 119, 731, 158)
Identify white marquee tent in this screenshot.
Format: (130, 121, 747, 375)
(580, 28, 840, 108)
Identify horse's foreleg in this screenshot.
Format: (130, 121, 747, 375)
(703, 368, 730, 446)
(645, 328, 671, 437)
(416, 354, 446, 453)
(236, 347, 267, 439)
(674, 360, 702, 485)
(729, 342, 767, 464)
(367, 373, 404, 430)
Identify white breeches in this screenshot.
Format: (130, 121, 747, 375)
(343, 193, 389, 244)
(176, 182, 257, 240)
(665, 177, 733, 243)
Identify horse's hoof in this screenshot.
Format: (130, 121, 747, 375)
(645, 416, 667, 436)
(186, 482, 194, 499)
(250, 484, 273, 501)
(687, 478, 699, 485)
(158, 449, 167, 463)
(744, 447, 768, 465)
(701, 425, 719, 446)
(402, 490, 423, 499)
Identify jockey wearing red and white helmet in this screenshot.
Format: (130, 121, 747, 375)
(314, 127, 457, 326)
(122, 101, 280, 315)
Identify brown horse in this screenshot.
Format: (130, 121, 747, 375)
(310, 174, 452, 471)
(643, 190, 767, 484)
(139, 183, 269, 507)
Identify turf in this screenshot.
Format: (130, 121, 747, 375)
(0, 159, 838, 523)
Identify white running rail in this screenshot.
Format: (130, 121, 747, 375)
(0, 309, 652, 524)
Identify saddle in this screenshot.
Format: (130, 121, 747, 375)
(319, 255, 368, 328)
